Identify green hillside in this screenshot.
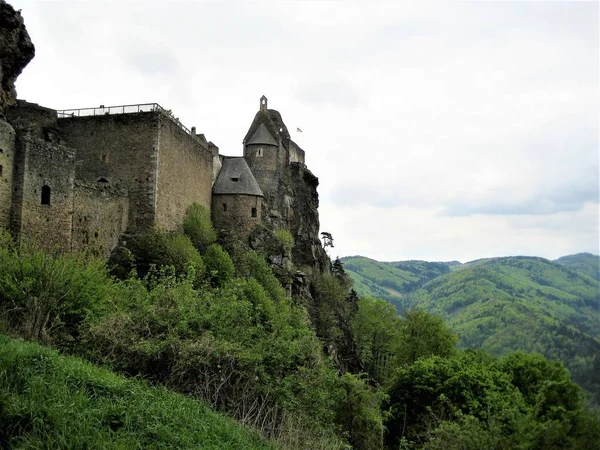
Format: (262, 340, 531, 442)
(555, 252, 600, 280)
(342, 254, 600, 402)
(0, 335, 272, 449)
(405, 256, 600, 402)
(341, 256, 450, 309)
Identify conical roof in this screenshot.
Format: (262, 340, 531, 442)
(213, 157, 263, 196)
(246, 123, 278, 146)
(243, 108, 291, 147)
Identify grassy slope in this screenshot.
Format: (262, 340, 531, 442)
(341, 256, 450, 310)
(555, 252, 600, 280)
(0, 335, 273, 450)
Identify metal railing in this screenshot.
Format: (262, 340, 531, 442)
(57, 103, 199, 141)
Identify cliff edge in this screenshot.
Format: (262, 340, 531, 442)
(0, 0, 35, 117)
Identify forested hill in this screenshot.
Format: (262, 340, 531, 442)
(555, 252, 600, 280)
(342, 254, 600, 402)
(340, 256, 451, 309)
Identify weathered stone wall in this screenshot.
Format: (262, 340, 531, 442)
(288, 141, 305, 165)
(0, 120, 15, 228)
(155, 115, 213, 231)
(6, 100, 56, 139)
(11, 133, 75, 250)
(212, 193, 262, 236)
(244, 143, 281, 196)
(58, 112, 159, 232)
(71, 183, 128, 258)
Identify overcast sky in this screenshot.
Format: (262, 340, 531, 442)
(10, 0, 599, 262)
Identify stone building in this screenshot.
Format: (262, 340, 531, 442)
(0, 94, 329, 269)
(212, 157, 263, 234)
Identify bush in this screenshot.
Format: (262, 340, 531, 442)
(110, 229, 204, 286)
(182, 203, 217, 252)
(0, 230, 114, 347)
(204, 244, 235, 288)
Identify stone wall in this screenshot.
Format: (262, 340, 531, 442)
(288, 141, 305, 165)
(155, 115, 213, 231)
(71, 183, 128, 258)
(58, 112, 159, 232)
(244, 143, 281, 196)
(0, 120, 15, 228)
(11, 132, 75, 250)
(212, 193, 262, 236)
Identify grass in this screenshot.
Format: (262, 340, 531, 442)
(0, 335, 275, 449)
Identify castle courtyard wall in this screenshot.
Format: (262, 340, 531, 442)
(71, 183, 129, 258)
(155, 115, 213, 231)
(0, 120, 15, 229)
(58, 113, 159, 232)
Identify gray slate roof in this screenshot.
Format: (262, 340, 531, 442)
(246, 123, 278, 146)
(213, 158, 263, 196)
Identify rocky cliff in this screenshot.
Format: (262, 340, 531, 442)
(0, 0, 35, 117)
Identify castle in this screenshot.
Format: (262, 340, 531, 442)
(0, 95, 327, 267)
(0, 0, 328, 270)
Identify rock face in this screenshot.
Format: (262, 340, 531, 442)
(286, 163, 330, 272)
(0, 0, 35, 117)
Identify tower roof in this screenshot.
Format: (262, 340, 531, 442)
(243, 97, 291, 147)
(246, 122, 278, 146)
(213, 157, 263, 196)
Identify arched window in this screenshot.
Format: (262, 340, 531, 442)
(41, 185, 51, 205)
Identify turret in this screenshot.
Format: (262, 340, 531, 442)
(243, 95, 283, 196)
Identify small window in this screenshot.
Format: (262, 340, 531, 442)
(222, 203, 227, 212)
(0, 165, 3, 177)
(251, 207, 257, 218)
(0, 147, 3, 153)
(231, 177, 239, 182)
(256, 147, 263, 157)
(101, 153, 108, 163)
(41, 185, 51, 205)
(97, 177, 109, 183)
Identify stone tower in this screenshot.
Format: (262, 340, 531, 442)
(243, 96, 289, 198)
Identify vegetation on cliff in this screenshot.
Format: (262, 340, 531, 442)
(1, 220, 599, 449)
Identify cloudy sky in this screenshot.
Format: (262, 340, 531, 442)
(10, 0, 599, 262)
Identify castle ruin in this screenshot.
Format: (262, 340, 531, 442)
(0, 0, 328, 270)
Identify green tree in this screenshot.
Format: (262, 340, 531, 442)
(397, 309, 457, 365)
(352, 296, 402, 384)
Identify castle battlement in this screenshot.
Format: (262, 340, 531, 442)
(57, 102, 205, 147)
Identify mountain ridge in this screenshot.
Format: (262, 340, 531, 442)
(342, 252, 600, 402)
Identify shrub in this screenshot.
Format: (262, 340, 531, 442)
(204, 244, 235, 288)
(0, 231, 114, 347)
(110, 229, 204, 286)
(182, 203, 217, 252)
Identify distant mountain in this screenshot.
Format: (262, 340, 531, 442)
(555, 252, 600, 280)
(342, 254, 600, 403)
(340, 256, 451, 309)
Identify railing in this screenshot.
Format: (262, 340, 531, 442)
(57, 103, 199, 141)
